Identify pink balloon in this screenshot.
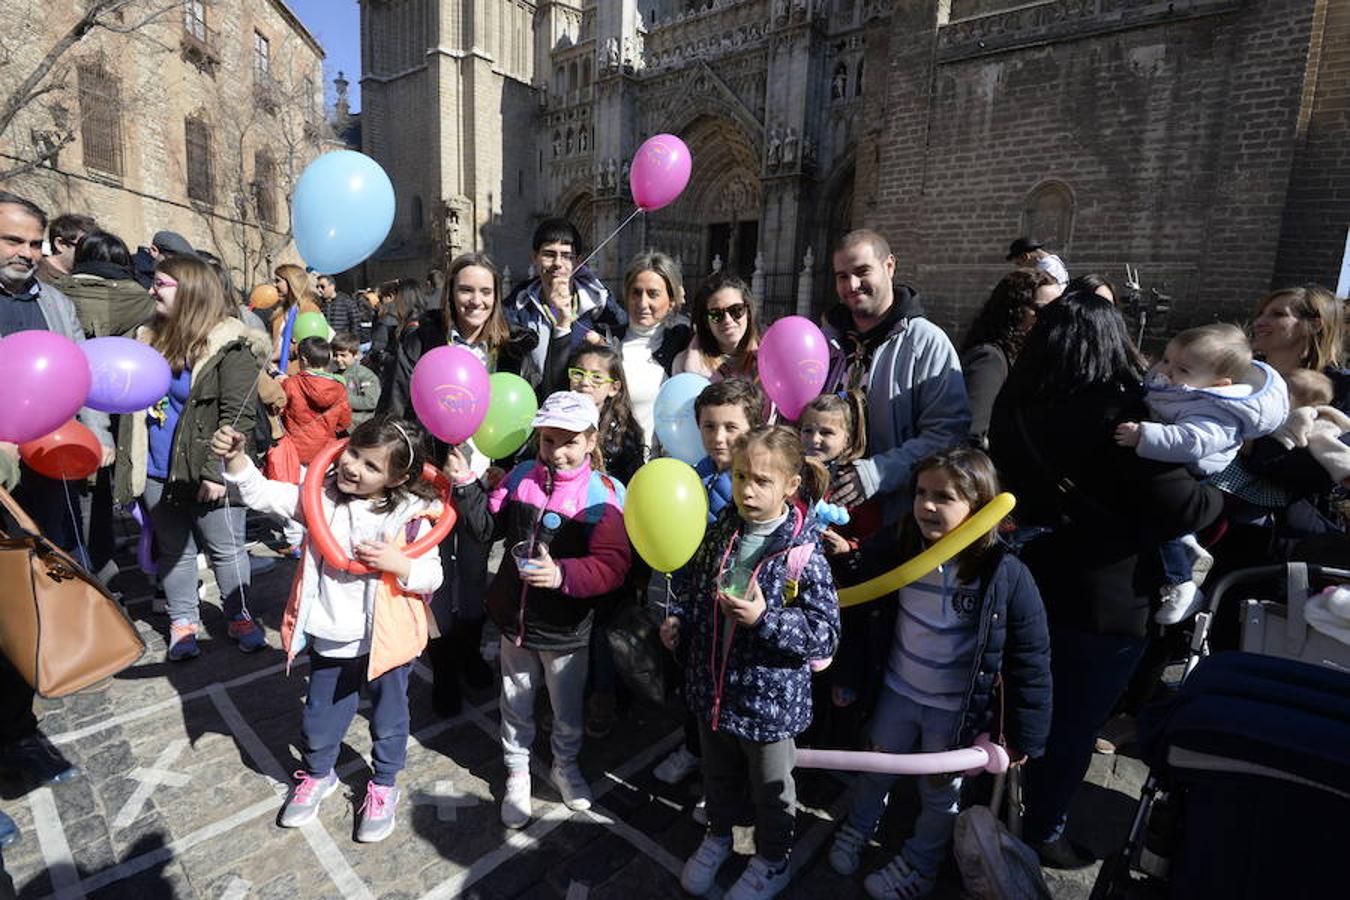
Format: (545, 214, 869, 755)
(410, 345, 491, 444)
(797, 735, 1010, 777)
(0, 330, 92, 443)
(629, 134, 692, 211)
(757, 316, 830, 419)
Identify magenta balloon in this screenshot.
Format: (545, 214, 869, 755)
(410, 345, 491, 443)
(629, 133, 693, 212)
(0, 330, 91, 443)
(83, 337, 173, 414)
(757, 316, 830, 419)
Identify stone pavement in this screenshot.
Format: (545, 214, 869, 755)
(0, 540, 1150, 899)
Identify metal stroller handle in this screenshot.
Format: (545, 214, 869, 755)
(1186, 564, 1350, 677)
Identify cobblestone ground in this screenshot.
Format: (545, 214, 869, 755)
(0, 522, 1149, 899)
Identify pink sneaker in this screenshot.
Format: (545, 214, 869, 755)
(356, 782, 400, 842)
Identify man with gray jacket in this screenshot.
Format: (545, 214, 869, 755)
(822, 230, 971, 525)
(0, 190, 113, 789)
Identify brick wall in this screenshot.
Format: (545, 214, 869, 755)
(865, 0, 1330, 345)
(1274, 0, 1350, 290)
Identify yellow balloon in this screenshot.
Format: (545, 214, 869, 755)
(838, 493, 1017, 609)
(625, 458, 708, 573)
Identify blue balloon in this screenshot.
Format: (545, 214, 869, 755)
(654, 372, 711, 465)
(291, 150, 395, 274)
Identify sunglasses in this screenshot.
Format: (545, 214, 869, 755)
(706, 303, 747, 324)
(567, 367, 616, 386)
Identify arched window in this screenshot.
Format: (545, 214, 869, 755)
(411, 194, 425, 232)
(1020, 181, 1074, 252)
(565, 128, 574, 154)
(855, 58, 865, 97)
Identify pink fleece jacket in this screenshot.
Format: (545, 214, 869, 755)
(488, 459, 630, 598)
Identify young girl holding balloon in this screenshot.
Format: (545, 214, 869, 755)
(826, 447, 1051, 900)
(660, 425, 839, 900)
(209, 416, 446, 844)
(478, 391, 631, 829)
(797, 391, 886, 749)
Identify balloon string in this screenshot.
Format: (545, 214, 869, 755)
(575, 207, 644, 273)
(218, 356, 271, 624)
(61, 477, 90, 570)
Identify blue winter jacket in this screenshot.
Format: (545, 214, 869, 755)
(504, 266, 628, 377)
(865, 538, 1053, 757)
(695, 456, 733, 523)
(671, 502, 841, 743)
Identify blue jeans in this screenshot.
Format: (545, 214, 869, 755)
(302, 652, 412, 786)
(844, 688, 963, 877)
(1159, 536, 1193, 586)
(1023, 627, 1148, 843)
(142, 477, 250, 626)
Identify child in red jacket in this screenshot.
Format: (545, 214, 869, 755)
(267, 337, 353, 481)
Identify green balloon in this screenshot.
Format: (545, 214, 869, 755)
(472, 372, 538, 459)
(625, 458, 708, 573)
(293, 311, 330, 342)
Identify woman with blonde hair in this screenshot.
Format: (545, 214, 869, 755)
(269, 262, 321, 371)
(114, 255, 272, 661)
(620, 250, 691, 451)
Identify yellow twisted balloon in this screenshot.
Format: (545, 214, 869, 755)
(837, 493, 1017, 609)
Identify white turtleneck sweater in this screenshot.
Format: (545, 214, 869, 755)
(622, 320, 669, 451)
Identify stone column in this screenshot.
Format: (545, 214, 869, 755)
(587, 1, 644, 282)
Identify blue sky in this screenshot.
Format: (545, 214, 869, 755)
(286, 0, 362, 112)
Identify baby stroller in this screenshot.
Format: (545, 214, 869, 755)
(1090, 563, 1350, 899)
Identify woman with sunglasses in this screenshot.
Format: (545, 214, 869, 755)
(673, 273, 761, 382)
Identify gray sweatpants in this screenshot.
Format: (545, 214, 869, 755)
(143, 476, 249, 627)
(698, 721, 797, 863)
(499, 638, 588, 773)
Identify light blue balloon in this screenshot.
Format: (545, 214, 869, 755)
(654, 372, 711, 465)
(291, 150, 396, 274)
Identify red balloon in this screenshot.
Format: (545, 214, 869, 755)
(300, 439, 457, 575)
(18, 420, 102, 480)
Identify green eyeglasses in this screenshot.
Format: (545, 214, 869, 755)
(567, 367, 616, 386)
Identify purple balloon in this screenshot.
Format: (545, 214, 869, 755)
(410, 345, 491, 444)
(126, 501, 158, 576)
(83, 337, 173, 414)
(758, 316, 830, 420)
(0, 330, 91, 443)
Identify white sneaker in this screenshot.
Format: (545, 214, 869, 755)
(691, 796, 708, 825)
(728, 855, 791, 900)
(1180, 534, 1214, 586)
(828, 822, 867, 875)
(551, 762, 592, 811)
(1155, 581, 1205, 625)
(653, 745, 700, 784)
(680, 833, 733, 896)
(501, 770, 531, 828)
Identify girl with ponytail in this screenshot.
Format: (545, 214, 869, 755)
(660, 425, 840, 898)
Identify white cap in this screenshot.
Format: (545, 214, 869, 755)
(531, 390, 599, 432)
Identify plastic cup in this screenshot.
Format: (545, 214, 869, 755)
(511, 541, 545, 576)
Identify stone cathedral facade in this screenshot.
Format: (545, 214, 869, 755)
(359, 0, 871, 317)
(360, 0, 1349, 336)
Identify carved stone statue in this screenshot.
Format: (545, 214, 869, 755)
(606, 157, 619, 190)
(783, 127, 799, 165)
(578, 127, 588, 152)
(553, 132, 562, 157)
(774, 0, 789, 24)
(832, 65, 847, 99)
(766, 127, 782, 168)
(623, 37, 634, 68)
(604, 37, 619, 69)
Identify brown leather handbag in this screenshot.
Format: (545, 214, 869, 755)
(0, 486, 145, 697)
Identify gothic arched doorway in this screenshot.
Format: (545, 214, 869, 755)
(647, 114, 761, 286)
